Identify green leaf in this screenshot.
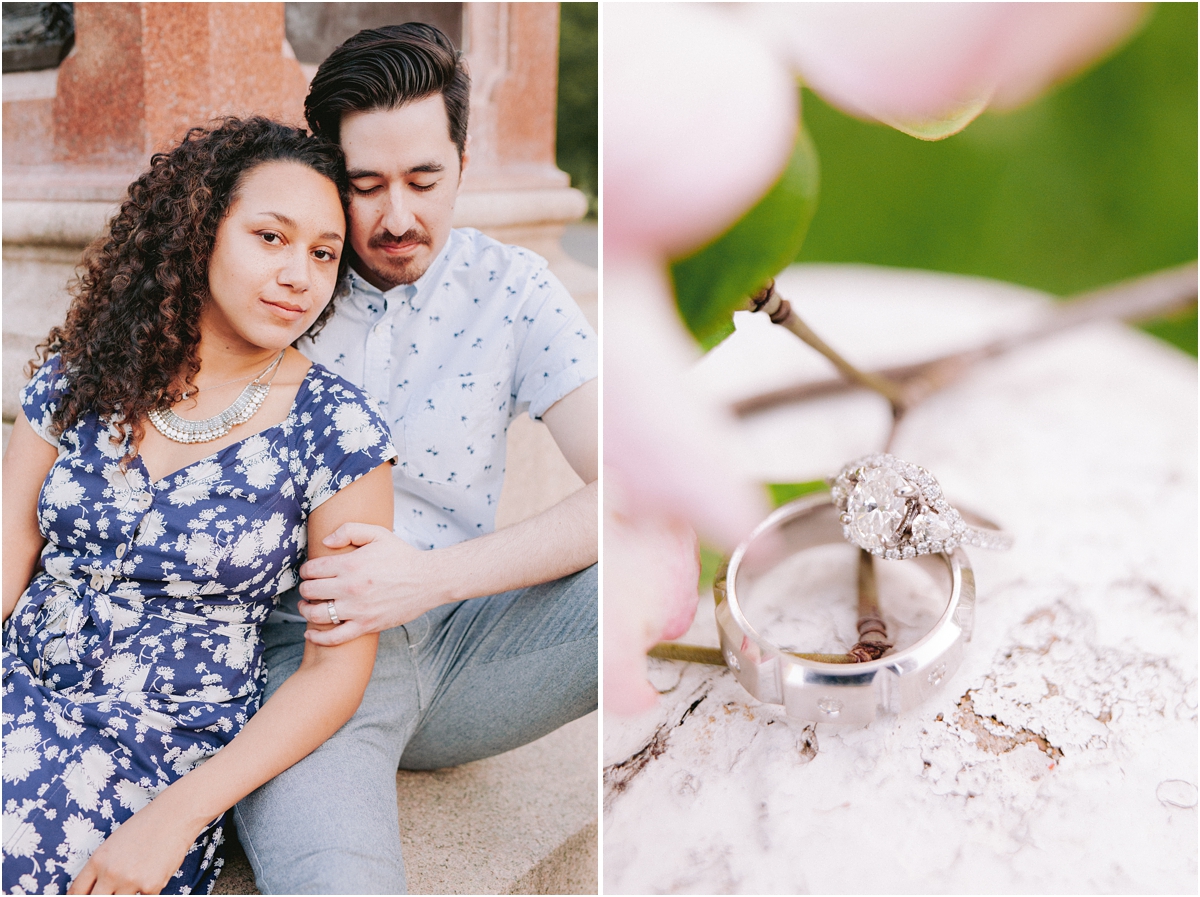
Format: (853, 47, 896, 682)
(670, 120, 820, 349)
(767, 480, 829, 508)
(1140, 304, 1198, 356)
(698, 544, 724, 592)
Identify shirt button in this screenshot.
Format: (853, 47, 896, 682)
(138, 494, 153, 509)
(32, 658, 41, 676)
(90, 573, 103, 590)
(115, 543, 127, 558)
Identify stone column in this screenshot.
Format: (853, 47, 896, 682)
(52, 3, 307, 165)
(456, 2, 593, 320)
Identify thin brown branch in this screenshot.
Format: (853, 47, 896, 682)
(849, 549, 892, 662)
(648, 643, 860, 665)
(734, 261, 1197, 418)
(746, 281, 908, 414)
(648, 643, 724, 665)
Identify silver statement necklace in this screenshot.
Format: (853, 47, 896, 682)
(148, 350, 286, 444)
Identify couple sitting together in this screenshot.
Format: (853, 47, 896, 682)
(2, 23, 597, 896)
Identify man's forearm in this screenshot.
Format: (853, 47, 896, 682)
(432, 480, 597, 605)
(298, 481, 597, 643)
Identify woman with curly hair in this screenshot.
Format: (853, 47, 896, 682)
(2, 117, 396, 895)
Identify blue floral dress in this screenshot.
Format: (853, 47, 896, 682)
(1, 356, 396, 895)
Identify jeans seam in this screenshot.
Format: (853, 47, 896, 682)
(470, 632, 597, 666)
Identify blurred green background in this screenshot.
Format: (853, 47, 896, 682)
(795, 2, 1197, 355)
(557, 2, 598, 217)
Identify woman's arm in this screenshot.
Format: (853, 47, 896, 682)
(4, 413, 58, 621)
(68, 462, 394, 895)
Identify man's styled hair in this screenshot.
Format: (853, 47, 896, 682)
(305, 23, 470, 159)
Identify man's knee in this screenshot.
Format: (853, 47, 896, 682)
(237, 831, 407, 895)
(234, 758, 407, 894)
(234, 643, 418, 895)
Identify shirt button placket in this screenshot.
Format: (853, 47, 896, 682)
(365, 320, 393, 403)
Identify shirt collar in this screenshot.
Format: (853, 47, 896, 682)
(346, 235, 458, 316)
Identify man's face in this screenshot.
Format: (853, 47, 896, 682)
(340, 95, 466, 290)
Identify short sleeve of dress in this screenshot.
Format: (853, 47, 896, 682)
(294, 366, 398, 515)
(19, 354, 68, 447)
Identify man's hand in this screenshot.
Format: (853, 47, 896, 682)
(297, 523, 446, 646)
(67, 797, 203, 895)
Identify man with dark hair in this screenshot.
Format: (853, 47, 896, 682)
(232, 23, 597, 894)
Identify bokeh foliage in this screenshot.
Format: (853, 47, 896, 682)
(670, 3, 1197, 355)
(557, 2, 597, 217)
(797, 3, 1197, 355)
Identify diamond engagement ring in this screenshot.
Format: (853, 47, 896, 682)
(830, 453, 1013, 559)
(714, 491, 975, 725)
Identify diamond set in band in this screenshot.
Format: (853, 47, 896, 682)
(816, 697, 843, 717)
(830, 454, 1012, 559)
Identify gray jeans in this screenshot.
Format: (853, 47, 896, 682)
(232, 565, 597, 894)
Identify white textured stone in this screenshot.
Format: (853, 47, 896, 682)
(605, 264, 1197, 894)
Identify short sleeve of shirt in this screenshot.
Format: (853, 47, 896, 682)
(511, 266, 597, 420)
(294, 366, 398, 514)
(19, 355, 68, 447)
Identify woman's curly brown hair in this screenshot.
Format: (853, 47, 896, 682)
(33, 116, 350, 453)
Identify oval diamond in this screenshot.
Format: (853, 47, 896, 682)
(845, 467, 910, 552)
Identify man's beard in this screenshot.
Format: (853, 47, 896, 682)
(358, 228, 433, 288)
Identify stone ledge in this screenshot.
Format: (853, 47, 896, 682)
(1, 187, 587, 247)
(215, 712, 598, 895)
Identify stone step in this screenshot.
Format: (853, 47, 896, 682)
(215, 711, 597, 895)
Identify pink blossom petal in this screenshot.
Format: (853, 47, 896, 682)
(605, 258, 768, 551)
(985, 3, 1146, 110)
(742, 2, 1144, 139)
(604, 3, 798, 258)
(603, 495, 701, 715)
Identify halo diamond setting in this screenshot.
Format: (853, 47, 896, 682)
(830, 454, 1008, 558)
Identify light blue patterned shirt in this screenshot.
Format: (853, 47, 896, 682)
(298, 228, 596, 550)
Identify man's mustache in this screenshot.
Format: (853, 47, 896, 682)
(369, 229, 431, 249)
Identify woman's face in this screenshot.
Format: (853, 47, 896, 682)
(202, 160, 345, 354)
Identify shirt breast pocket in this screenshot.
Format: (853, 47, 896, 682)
(403, 373, 506, 486)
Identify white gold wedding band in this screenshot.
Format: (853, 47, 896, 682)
(714, 491, 975, 725)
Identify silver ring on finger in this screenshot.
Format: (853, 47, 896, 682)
(327, 600, 342, 626)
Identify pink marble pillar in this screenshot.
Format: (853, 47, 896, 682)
(462, 2, 566, 192)
(54, 2, 308, 164)
(457, 4, 588, 278)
